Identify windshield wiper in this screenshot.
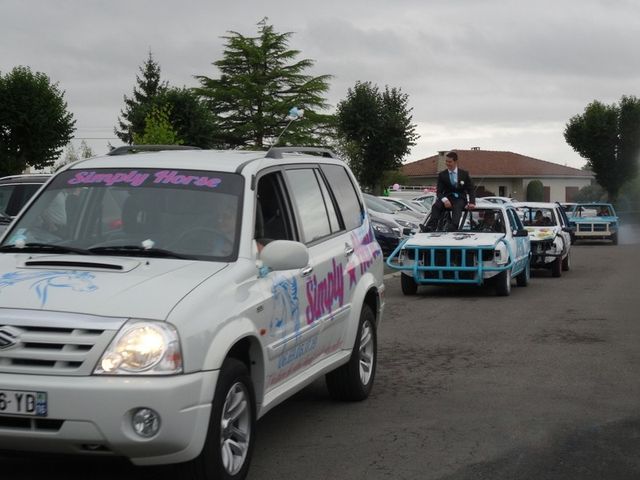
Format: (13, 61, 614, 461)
(88, 245, 192, 259)
(0, 243, 91, 255)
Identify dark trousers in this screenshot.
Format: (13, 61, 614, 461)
(425, 197, 466, 231)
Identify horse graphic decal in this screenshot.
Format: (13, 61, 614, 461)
(269, 275, 300, 340)
(0, 270, 98, 307)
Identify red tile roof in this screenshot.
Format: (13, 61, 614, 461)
(402, 150, 592, 178)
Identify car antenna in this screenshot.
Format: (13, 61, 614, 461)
(265, 107, 304, 157)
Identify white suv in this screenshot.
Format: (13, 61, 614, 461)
(0, 146, 384, 479)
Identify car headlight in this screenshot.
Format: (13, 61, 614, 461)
(372, 221, 392, 234)
(396, 219, 414, 228)
(94, 320, 183, 375)
(494, 244, 508, 264)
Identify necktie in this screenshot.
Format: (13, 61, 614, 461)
(450, 171, 457, 187)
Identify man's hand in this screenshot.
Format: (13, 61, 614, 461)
(443, 199, 452, 209)
(467, 203, 476, 209)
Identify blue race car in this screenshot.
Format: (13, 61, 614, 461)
(567, 202, 619, 245)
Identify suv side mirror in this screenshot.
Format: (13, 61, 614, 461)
(513, 229, 529, 237)
(259, 240, 309, 272)
(562, 226, 574, 233)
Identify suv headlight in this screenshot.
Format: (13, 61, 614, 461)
(94, 320, 183, 375)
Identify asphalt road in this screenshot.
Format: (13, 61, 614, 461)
(3, 223, 640, 480)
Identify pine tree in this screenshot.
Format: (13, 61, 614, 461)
(195, 18, 333, 149)
(115, 52, 168, 144)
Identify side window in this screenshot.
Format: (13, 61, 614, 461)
(285, 168, 334, 243)
(320, 164, 363, 231)
(316, 171, 341, 233)
(507, 209, 523, 231)
(256, 172, 296, 243)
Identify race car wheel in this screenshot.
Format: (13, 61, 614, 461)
(612, 233, 618, 245)
(516, 262, 530, 287)
(551, 257, 562, 277)
(401, 273, 418, 295)
(495, 269, 512, 296)
(562, 252, 571, 271)
(326, 304, 377, 401)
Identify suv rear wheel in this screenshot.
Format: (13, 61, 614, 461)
(326, 304, 377, 401)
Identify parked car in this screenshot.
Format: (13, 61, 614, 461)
(387, 203, 531, 296)
(516, 202, 572, 276)
(478, 196, 515, 204)
(363, 193, 420, 235)
(379, 196, 430, 217)
(566, 202, 619, 244)
(0, 174, 51, 233)
(0, 146, 385, 479)
(411, 193, 437, 211)
(369, 209, 403, 256)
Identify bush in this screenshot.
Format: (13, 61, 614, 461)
(526, 180, 544, 201)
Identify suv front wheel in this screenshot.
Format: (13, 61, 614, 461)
(326, 304, 377, 401)
(183, 358, 256, 480)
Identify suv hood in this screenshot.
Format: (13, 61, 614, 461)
(0, 254, 227, 319)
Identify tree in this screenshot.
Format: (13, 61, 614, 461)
(115, 52, 168, 144)
(79, 140, 93, 159)
(132, 105, 183, 145)
(0, 66, 75, 177)
(336, 81, 418, 194)
(564, 95, 640, 202)
(195, 18, 333, 149)
(526, 179, 544, 201)
(54, 140, 94, 171)
(158, 87, 221, 148)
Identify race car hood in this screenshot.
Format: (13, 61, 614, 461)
(402, 231, 505, 248)
(525, 226, 559, 241)
(572, 215, 618, 223)
(0, 254, 227, 319)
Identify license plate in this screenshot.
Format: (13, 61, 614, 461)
(0, 389, 47, 417)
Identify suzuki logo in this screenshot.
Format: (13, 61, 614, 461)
(0, 326, 21, 350)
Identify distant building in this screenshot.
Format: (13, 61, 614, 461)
(401, 149, 593, 202)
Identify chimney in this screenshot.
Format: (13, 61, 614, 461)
(437, 150, 447, 171)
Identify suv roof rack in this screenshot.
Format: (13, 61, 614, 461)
(264, 147, 337, 159)
(107, 145, 201, 156)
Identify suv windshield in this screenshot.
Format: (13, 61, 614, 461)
(1, 168, 244, 261)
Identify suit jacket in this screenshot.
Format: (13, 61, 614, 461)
(436, 168, 475, 204)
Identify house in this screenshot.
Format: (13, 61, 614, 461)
(401, 149, 593, 202)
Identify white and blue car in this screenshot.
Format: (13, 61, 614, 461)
(567, 202, 619, 245)
(516, 202, 573, 277)
(387, 202, 531, 296)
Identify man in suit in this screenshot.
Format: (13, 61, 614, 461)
(424, 151, 476, 231)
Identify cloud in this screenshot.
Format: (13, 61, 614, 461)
(1, 0, 638, 165)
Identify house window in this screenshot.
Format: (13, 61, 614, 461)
(565, 186, 579, 202)
(544, 186, 551, 202)
(499, 186, 507, 197)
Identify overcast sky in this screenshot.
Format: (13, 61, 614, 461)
(2, 0, 639, 169)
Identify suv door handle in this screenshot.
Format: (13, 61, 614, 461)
(345, 244, 354, 257)
(301, 266, 314, 277)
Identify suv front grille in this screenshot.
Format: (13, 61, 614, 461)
(0, 415, 64, 431)
(0, 325, 115, 376)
